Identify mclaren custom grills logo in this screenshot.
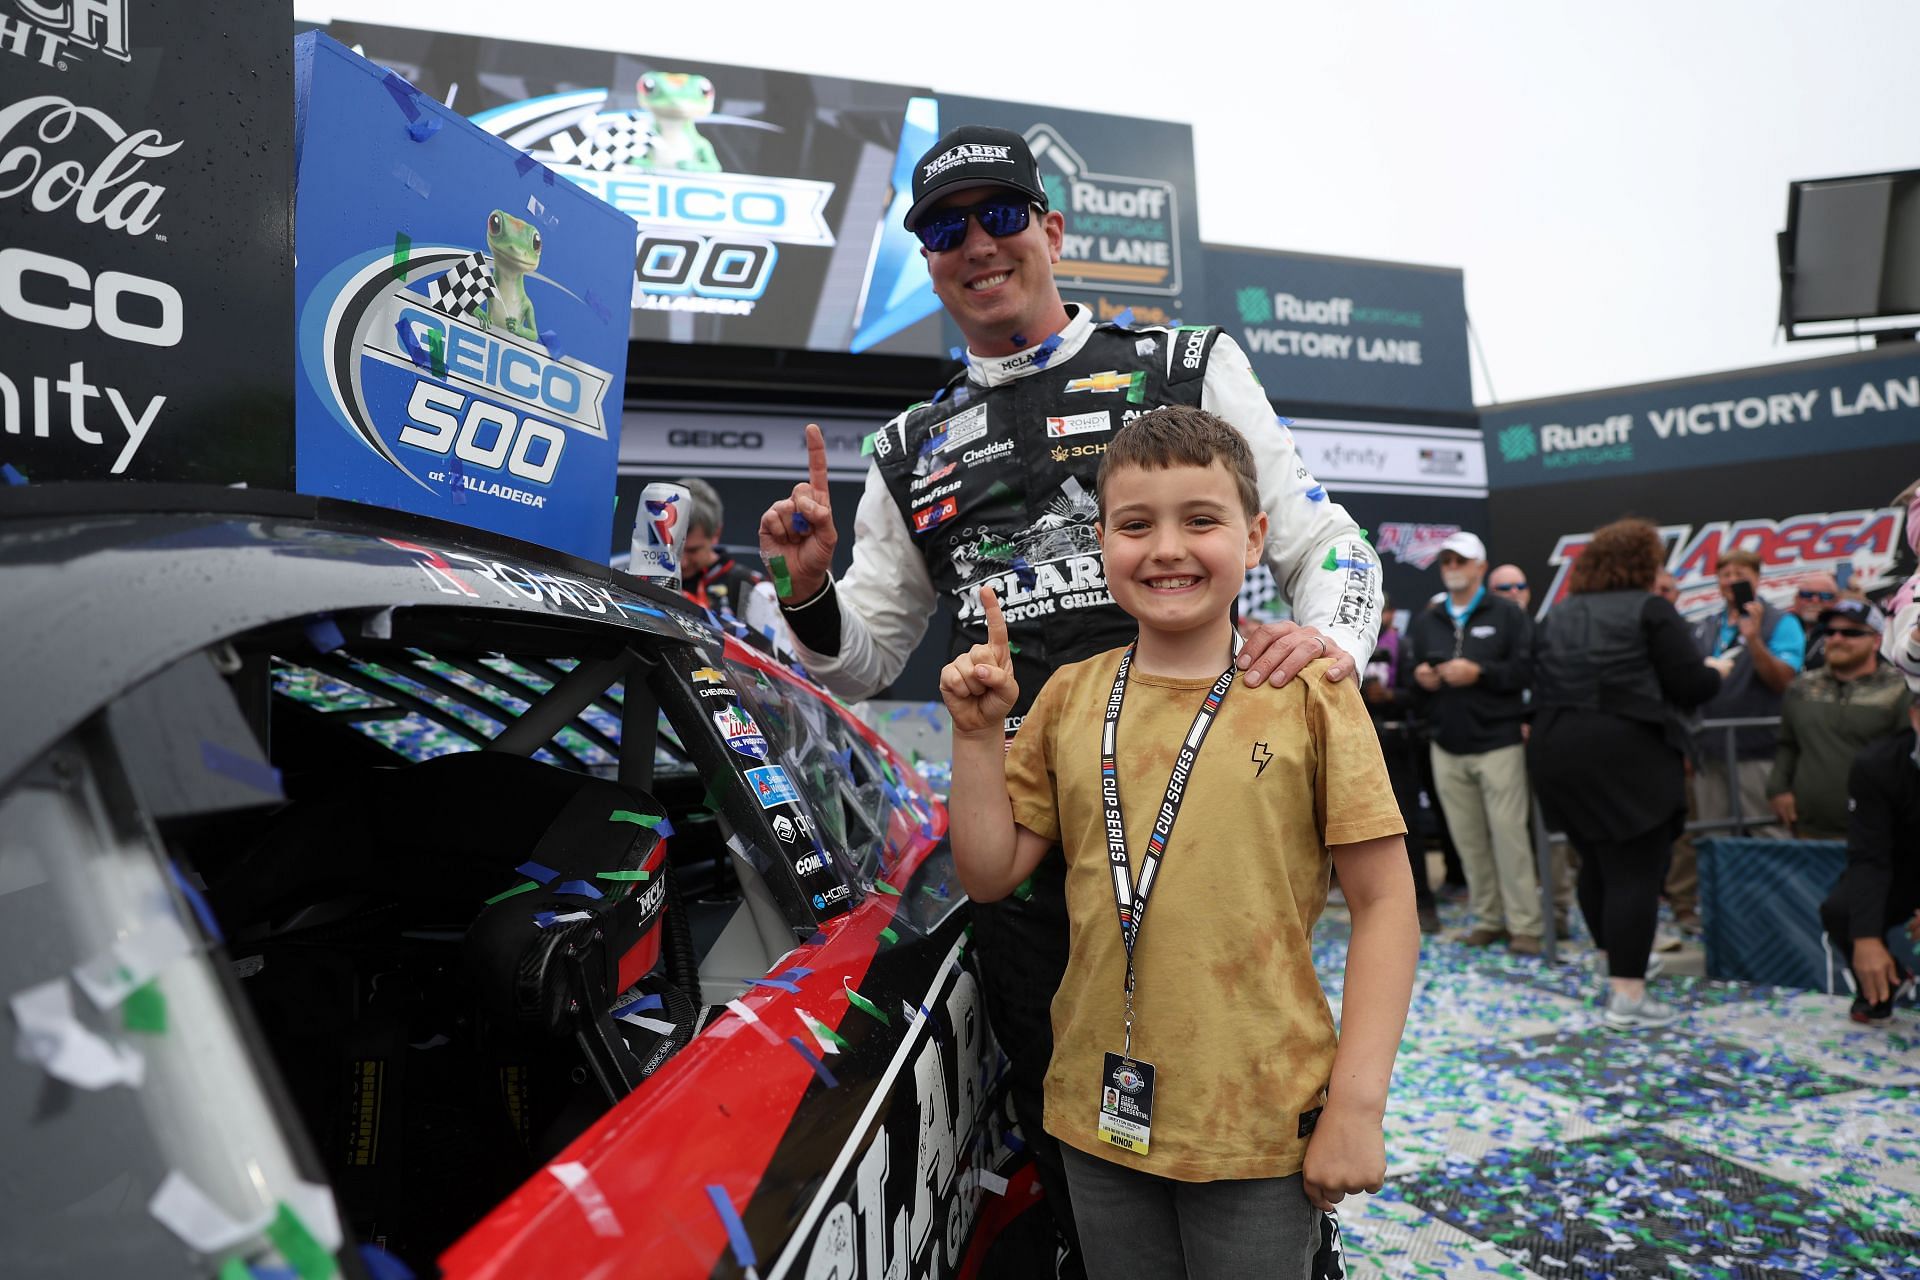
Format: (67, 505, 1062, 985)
(303, 213, 614, 506)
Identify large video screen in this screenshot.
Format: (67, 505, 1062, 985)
(324, 22, 941, 356)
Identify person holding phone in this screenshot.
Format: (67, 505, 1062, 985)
(1689, 549, 1804, 838)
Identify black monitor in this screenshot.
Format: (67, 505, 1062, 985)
(1778, 168, 1920, 341)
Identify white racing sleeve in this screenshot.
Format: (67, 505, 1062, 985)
(785, 442, 940, 701)
(1202, 334, 1384, 667)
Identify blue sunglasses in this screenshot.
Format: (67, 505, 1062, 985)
(912, 198, 1038, 253)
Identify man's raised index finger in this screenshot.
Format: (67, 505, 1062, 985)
(805, 423, 830, 496)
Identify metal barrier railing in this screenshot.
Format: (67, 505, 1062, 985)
(1533, 715, 1782, 965)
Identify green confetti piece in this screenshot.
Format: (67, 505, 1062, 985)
(700, 773, 732, 813)
(844, 986, 889, 1024)
(1008, 641, 1021, 654)
(1125, 370, 1147, 404)
(391, 232, 411, 281)
(484, 880, 540, 905)
(425, 327, 446, 378)
(266, 1200, 336, 1280)
(122, 980, 167, 1034)
(609, 809, 663, 827)
(871, 879, 901, 896)
(878, 927, 898, 945)
(769, 555, 793, 597)
(1770, 1210, 1808, 1226)
(219, 1259, 251, 1280)
(910, 749, 922, 764)
(860, 432, 877, 456)
(880, 758, 898, 784)
(596, 869, 650, 881)
(1322, 547, 1340, 571)
(1013, 877, 1035, 901)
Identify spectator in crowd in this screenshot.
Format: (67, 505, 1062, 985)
(1793, 571, 1841, 672)
(1651, 565, 1700, 938)
(1363, 596, 1444, 934)
(1691, 549, 1803, 837)
(1769, 600, 1911, 839)
(1405, 531, 1540, 952)
(674, 477, 790, 655)
(1817, 622, 1920, 1026)
(1529, 519, 1722, 1029)
(1488, 564, 1530, 610)
(1488, 562, 1578, 932)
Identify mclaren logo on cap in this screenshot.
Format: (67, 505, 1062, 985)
(923, 143, 1014, 180)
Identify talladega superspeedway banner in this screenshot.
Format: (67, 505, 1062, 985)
(293, 34, 636, 560)
(320, 21, 940, 358)
(1482, 346, 1919, 624)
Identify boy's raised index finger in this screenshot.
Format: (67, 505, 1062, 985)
(805, 423, 830, 495)
(980, 586, 1009, 656)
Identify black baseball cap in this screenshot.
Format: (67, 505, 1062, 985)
(905, 125, 1049, 229)
(1816, 598, 1886, 633)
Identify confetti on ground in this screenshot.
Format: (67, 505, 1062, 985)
(1314, 895, 1920, 1279)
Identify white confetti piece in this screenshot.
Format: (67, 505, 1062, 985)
(11, 977, 145, 1091)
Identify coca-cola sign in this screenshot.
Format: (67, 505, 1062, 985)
(0, 3, 292, 488)
(0, 96, 178, 238)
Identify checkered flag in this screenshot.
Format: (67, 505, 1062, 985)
(548, 114, 653, 172)
(428, 251, 493, 319)
(1239, 564, 1281, 620)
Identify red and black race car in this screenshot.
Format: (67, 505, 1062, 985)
(0, 486, 1054, 1280)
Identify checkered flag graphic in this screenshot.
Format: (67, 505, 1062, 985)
(548, 114, 653, 172)
(1239, 564, 1281, 620)
(427, 252, 494, 319)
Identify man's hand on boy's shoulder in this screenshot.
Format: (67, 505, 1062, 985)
(1235, 619, 1355, 688)
(1300, 1105, 1387, 1211)
(939, 586, 1019, 737)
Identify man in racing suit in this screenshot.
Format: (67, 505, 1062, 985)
(676, 476, 789, 655)
(759, 125, 1382, 1272)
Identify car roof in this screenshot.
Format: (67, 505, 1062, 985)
(0, 485, 721, 792)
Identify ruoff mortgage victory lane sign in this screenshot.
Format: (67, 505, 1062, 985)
(293, 35, 636, 560)
(0, 1, 295, 487)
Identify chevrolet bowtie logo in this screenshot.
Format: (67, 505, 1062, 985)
(1251, 741, 1273, 778)
(1065, 371, 1132, 394)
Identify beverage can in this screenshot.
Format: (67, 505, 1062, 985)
(630, 482, 691, 589)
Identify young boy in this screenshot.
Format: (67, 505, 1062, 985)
(940, 405, 1418, 1279)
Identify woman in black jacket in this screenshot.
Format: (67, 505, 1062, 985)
(1529, 519, 1721, 1030)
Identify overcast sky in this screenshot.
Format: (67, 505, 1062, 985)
(299, 0, 1920, 405)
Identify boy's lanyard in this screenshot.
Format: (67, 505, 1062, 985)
(1099, 634, 1240, 1059)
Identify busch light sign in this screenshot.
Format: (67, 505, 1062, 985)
(293, 34, 635, 559)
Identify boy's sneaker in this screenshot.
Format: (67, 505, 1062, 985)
(1416, 906, 1443, 935)
(1460, 927, 1507, 948)
(1851, 995, 1895, 1027)
(1591, 949, 1664, 983)
(1604, 990, 1680, 1030)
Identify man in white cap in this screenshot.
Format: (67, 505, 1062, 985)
(1403, 531, 1542, 952)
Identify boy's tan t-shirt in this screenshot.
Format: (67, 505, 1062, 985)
(1005, 648, 1404, 1182)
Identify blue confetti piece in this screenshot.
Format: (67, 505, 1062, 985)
(250, 1267, 298, 1280)
(1305, 485, 1327, 503)
(787, 1034, 841, 1086)
(583, 288, 612, 325)
(1331, 558, 1369, 570)
(792, 512, 810, 534)
(1012, 555, 1037, 590)
(381, 71, 421, 120)
(448, 458, 466, 505)
(554, 879, 603, 900)
(1003, 1129, 1025, 1153)
(1030, 334, 1063, 370)
(615, 601, 666, 618)
(749, 977, 802, 994)
(1011, 333, 1026, 347)
(653, 816, 676, 839)
(539, 327, 564, 360)
(706, 1185, 757, 1270)
(359, 1245, 415, 1280)
(948, 346, 963, 362)
(514, 153, 538, 177)
(532, 910, 558, 928)
(1112, 307, 1134, 327)
(806, 930, 828, 946)
(515, 860, 559, 885)
(779, 966, 815, 980)
(613, 991, 664, 1016)
(932, 385, 949, 404)
(405, 115, 442, 143)
(167, 858, 224, 945)
(395, 319, 432, 369)
(200, 740, 282, 795)
(305, 616, 345, 654)
(1276, 415, 1295, 428)
(2, 462, 27, 485)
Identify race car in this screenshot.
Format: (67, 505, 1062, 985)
(0, 485, 1050, 1280)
